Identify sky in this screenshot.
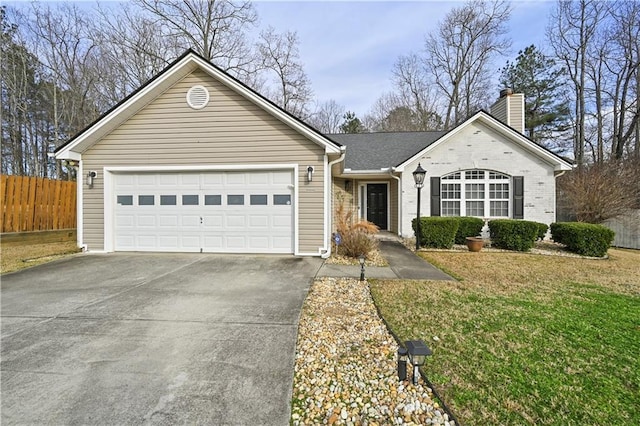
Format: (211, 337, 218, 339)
(8, 0, 556, 116)
(252, 0, 555, 116)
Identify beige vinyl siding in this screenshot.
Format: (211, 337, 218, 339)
(331, 178, 357, 232)
(82, 69, 326, 253)
(509, 93, 525, 134)
(490, 97, 508, 126)
(390, 179, 398, 233)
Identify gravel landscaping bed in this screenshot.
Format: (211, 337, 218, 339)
(291, 277, 455, 426)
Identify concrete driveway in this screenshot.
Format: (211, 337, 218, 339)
(1, 253, 322, 425)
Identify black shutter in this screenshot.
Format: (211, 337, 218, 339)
(430, 176, 441, 216)
(513, 176, 524, 219)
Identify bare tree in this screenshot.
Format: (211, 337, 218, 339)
(26, 2, 102, 136)
(135, 0, 258, 77)
(558, 158, 640, 223)
(391, 54, 442, 130)
(548, 0, 605, 166)
(257, 26, 313, 118)
(92, 3, 182, 106)
(606, 0, 640, 160)
(425, 0, 511, 128)
(309, 100, 345, 134)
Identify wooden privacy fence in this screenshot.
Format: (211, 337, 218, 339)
(1, 175, 76, 233)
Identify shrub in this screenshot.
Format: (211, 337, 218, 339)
(339, 230, 379, 258)
(488, 219, 539, 251)
(412, 217, 459, 249)
(550, 222, 614, 257)
(334, 193, 379, 258)
(454, 217, 485, 244)
(534, 222, 549, 240)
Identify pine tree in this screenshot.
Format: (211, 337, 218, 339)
(499, 45, 570, 147)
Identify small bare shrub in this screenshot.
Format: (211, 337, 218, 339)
(334, 193, 379, 258)
(558, 159, 640, 223)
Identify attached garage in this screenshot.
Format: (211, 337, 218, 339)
(55, 50, 344, 256)
(112, 170, 294, 253)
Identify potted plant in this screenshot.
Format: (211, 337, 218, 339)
(465, 237, 484, 252)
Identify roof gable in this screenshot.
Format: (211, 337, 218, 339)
(395, 111, 574, 172)
(55, 50, 342, 160)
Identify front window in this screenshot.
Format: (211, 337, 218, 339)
(441, 170, 510, 218)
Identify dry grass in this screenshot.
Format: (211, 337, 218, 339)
(370, 248, 640, 425)
(1, 241, 80, 274)
(419, 248, 640, 297)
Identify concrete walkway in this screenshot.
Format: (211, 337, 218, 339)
(317, 240, 455, 281)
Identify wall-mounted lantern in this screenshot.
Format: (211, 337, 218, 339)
(87, 171, 97, 188)
(307, 166, 314, 182)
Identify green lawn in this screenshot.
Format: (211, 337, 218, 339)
(370, 249, 640, 425)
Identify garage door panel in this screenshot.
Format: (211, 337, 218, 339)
(249, 172, 269, 185)
(180, 215, 200, 227)
(248, 215, 269, 228)
(137, 175, 157, 187)
(137, 215, 157, 227)
(202, 174, 223, 186)
(272, 171, 292, 185)
(226, 236, 246, 249)
(115, 214, 135, 227)
(249, 236, 269, 249)
(272, 214, 292, 228)
(203, 214, 223, 228)
(114, 171, 293, 253)
(226, 215, 246, 228)
(137, 235, 158, 248)
(203, 236, 223, 250)
(159, 215, 179, 227)
(226, 173, 246, 185)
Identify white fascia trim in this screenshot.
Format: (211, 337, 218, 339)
(77, 160, 84, 249)
(191, 55, 342, 155)
(102, 164, 299, 254)
(58, 151, 81, 161)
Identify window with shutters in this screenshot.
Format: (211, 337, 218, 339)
(440, 170, 510, 218)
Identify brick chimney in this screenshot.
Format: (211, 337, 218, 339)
(489, 88, 525, 134)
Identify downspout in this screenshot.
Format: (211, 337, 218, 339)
(390, 168, 402, 236)
(322, 148, 347, 259)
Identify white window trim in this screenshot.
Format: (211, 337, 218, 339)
(441, 170, 511, 219)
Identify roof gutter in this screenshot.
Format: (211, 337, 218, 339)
(322, 147, 347, 259)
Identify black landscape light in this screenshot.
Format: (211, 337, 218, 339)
(358, 254, 366, 281)
(412, 163, 426, 251)
(397, 347, 408, 381)
(405, 339, 432, 385)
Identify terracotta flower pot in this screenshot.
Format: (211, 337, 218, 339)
(465, 237, 484, 252)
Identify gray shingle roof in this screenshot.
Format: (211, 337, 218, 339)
(328, 131, 446, 171)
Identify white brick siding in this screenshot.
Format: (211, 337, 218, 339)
(399, 120, 558, 238)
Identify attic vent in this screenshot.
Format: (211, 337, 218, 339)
(186, 85, 209, 110)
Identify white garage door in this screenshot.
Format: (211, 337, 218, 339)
(113, 171, 293, 253)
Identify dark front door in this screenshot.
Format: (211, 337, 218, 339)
(366, 184, 388, 230)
